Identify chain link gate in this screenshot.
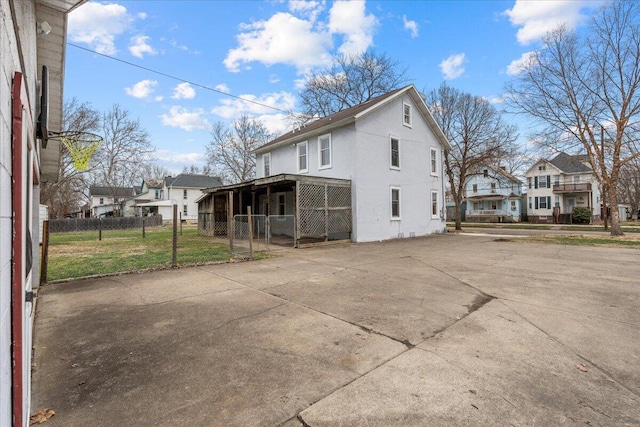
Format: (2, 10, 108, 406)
(232, 214, 267, 255)
(267, 215, 296, 249)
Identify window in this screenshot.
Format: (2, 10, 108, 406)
(536, 196, 551, 209)
(431, 191, 439, 218)
(472, 183, 478, 193)
(538, 165, 546, 171)
(391, 187, 400, 219)
(278, 194, 286, 216)
(555, 196, 560, 207)
(490, 182, 496, 193)
(573, 175, 581, 183)
(183, 189, 188, 199)
(554, 175, 560, 186)
(536, 175, 550, 189)
(483, 169, 489, 177)
(390, 137, 400, 169)
(99, 197, 104, 205)
(511, 200, 517, 211)
(297, 141, 308, 173)
(155, 189, 160, 198)
(318, 134, 331, 169)
(403, 103, 412, 127)
(490, 201, 498, 210)
(263, 153, 271, 176)
(183, 205, 187, 215)
(527, 177, 532, 189)
(430, 148, 438, 176)
(528, 197, 532, 209)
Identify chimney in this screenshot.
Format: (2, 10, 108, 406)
(500, 166, 506, 171)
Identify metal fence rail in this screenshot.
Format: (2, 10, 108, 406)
(49, 215, 163, 232)
(198, 212, 228, 237)
(232, 214, 267, 255)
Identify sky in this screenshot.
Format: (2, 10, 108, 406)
(64, 0, 604, 174)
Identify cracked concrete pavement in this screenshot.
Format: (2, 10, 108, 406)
(31, 234, 640, 426)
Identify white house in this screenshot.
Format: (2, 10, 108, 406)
(1, 0, 86, 424)
(198, 85, 451, 243)
(465, 166, 523, 222)
(89, 185, 136, 217)
(525, 152, 601, 223)
(133, 175, 222, 222)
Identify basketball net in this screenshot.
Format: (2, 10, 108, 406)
(53, 132, 103, 171)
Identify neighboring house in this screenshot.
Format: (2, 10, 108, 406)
(123, 178, 164, 217)
(525, 152, 601, 223)
(198, 84, 451, 243)
(132, 175, 222, 221)
(465, 166, 523, 222)
(89, 186, 136, 217)
(1, 0, 86, 424)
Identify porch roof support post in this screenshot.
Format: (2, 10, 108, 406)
(324, 184, 329, 241)
(295, 181, 300, 247)
(266, 185, 271, 217)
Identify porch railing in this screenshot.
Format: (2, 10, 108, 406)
(553, 183, 592, 193)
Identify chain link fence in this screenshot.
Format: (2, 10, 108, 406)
(232, 214, 267, 256)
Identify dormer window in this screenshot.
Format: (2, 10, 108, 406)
(263, 153, 271, 176)
(403, 103, 412, 127)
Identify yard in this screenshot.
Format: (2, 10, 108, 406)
(46, 225, 234, 282)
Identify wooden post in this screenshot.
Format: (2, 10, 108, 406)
(266, 185, 271, 216)
(40, 220, 49, 284)
(228, 191, 234, 251)
(98, 217, 102, 241)
(172, 204, 178, 267)
(295, 181, 300, 247)
(247, 206, 254, 258)
(142, 218, 146, 238)
(324, 184, 329, 241)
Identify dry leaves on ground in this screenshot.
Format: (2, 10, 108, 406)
(30, 408, 55, 424)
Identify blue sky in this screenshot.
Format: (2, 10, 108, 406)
(65, 0, 603, 174)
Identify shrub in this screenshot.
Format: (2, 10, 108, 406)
(572, 207, 592, 224)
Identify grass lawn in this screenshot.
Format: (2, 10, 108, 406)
(507, 234, 640, 249)
(47, 225, 235, 282)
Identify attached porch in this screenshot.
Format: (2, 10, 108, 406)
(197, 174, 352, 247)
(465, 195, 521, 223)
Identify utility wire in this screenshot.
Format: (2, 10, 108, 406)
(67, 43, 290, 114)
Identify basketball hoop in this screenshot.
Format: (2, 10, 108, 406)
(48, 131, 103, 171)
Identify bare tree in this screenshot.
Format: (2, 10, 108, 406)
(506, 1, 640, 235)
(182, 164, 214, 176)
(299, 49, 408, 117)
(205, 115, 272, 184)
(144, 164, 172, 180)
(91, 104, 155, 215)
(41, 98, 100, 218)
(426, 82, 518, 230)
(617, 157, 640, 218)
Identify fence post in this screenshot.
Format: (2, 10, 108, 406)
(98, 217, 102, 241)
(180, 212, 183, 235)
(40, 220, 49, 284)
(142, 218, 146, 238)
(228, 191, 234, 252)
(247, 206, 253, 258)
(172, 204, 178, 267)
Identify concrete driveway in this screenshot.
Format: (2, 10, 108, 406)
(31, 234, 640, 426)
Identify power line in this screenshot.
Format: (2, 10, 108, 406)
(67, 43, 291, 114)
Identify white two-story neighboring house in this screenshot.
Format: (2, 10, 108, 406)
(525, 152, 601, 223)
(198, 84, 451, 243)
(465, 166, 523, 222)
(89, 186, 136, 217)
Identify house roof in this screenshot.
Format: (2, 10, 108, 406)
(144, 178, 165, 188)
(488, 166, 522, 184)
(253, 85, 451, 154)
(164, 174, 223, 188)
(89, 186, 135, 197)
(548, 152, 593, 173)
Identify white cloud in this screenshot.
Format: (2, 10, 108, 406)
(129, 35, 157, 58)
(211, 92, 297, 119)
(138, 12, 147, 20)
(171, 82, 196, 99)
(506, 51, 538, 75)
(215, 84, 230, 93)
(170, 40, 200, 55)
(328, 0, 377, 56)
(269, 74, 281, 84)
(156, 150, 206, 164)
(403, 15, 419, 38)
(161, 106, 211, 131)
(257, 113, 290, 136)
(503, 0, 598, 45)
(439, 53, 466, 80)
(224, 12, 333, 72)
(154, 96, 164, 102)
(288, 0, 325, 23)
(125, 79, 158, 99)
(68, 2, 133, 55)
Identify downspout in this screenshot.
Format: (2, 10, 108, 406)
(11, 72, 24, 427)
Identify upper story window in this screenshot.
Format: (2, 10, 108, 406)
(430, 148, 438, 176)
(263, 153, 271, 176)
(490, 182, 496, 193)
(155, 189, 160, 198)
(99, 198, 104, 205)
(483, 169, 489, 177)
(297, 141, 308, 173)
(403, 103, 412, 127)
(472, 184, 478, 193)
(390, 137, 400, 169)
(538, 175, 549, 188)
(183, 189, 188, 199)
(554, 175, 560, 186)
(573, 175, 581, 183)
(538, 165, 546, 171)
(318, 134, 331, 169)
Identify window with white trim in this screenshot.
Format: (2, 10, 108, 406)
(390, 137, 400, 169)
(263, 153, 271, 176)
(511, 200, 517, 211)
(183, 189, 188, 199)
(297, 141, 308, 173)
(278, 194, 286, 215)
(472, 184, 477, 193)
(430, 148, 438, 176)
(183, 204, 187, 215)
(391, 187, 400, 219)
(99, 198, 104, 205)
(431, 191, 439, 218)
(318, 134, 331, 169)
(403, 103, 412, 127)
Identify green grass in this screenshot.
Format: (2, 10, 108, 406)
(507, 234, 640, 249)
(47, 225, 235, 282)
